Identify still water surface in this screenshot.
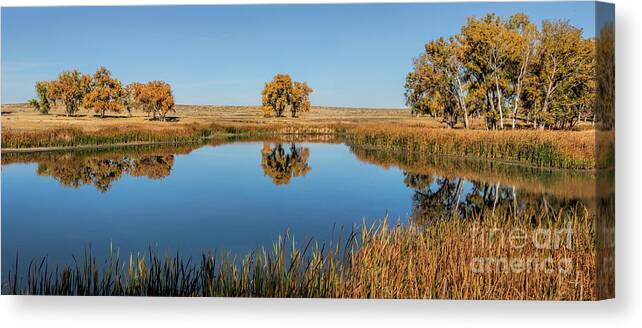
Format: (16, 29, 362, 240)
(1, 139, 597, 276)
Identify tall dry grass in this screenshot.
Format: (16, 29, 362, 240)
(4, 205, 599, 299)
(1, 125, 215, 149)
(1, 123, 344, 150)
(340, 207, 595, 299)
(2, 116, 602, 170)
(344, 124, 597, 169)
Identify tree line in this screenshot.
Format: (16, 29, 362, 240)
(404, 13, 599, 130)
(30, 67, 176, 121)
(28, 14, 611, 130)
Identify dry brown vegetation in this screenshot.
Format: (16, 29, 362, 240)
(345, 124, 597, 169)
(1, 103, 602, 169)
(1, 103, 418, 131)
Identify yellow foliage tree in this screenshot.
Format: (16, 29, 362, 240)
(83, 67, 123, 118)
(261, 74, 313, 117)
(127, 81, 175, 121)
(48, 69, 91, 117)
(291, 81, 313, 118)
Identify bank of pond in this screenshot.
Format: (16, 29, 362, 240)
(2, 123, 611, 170)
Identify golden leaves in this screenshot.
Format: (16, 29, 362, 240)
(32, 67, 175, 121)
(261, 74, 313, 118)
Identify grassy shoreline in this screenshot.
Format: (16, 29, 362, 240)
(3, 124, 598, 169)
(3, 205, 597, 299)
(344, 125, 597, 170)
(1, 104, 603, 169)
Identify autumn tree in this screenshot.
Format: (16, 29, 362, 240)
(121, 83, 136, 117)
(82, 67, 124, 118)
(459, 14, 513, 130)
(596, 23, 614, 130)
(122, 82, 147, 116)
(261, 74, 313, 117)
(505, 13, 538, 129)
(291, 82, 313, 118)
(146, 81, 175, 121)
(48, 69, 91, 117)
(530, 20, 592, 129)
(404, 57, 436, 117)
(126, 81, 175, 121)
(552, 38, 595, 129)
(29, 81, 52, 114)
(405, 37, 468, 128)
(405, 12, 596, 131)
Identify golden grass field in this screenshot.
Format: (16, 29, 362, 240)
(1, 103, 440, 132)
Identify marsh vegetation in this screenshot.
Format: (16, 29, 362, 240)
(4, 204, 597, 300)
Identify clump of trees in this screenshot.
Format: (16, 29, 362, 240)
(261, 74, 313, 118)
(405, 13, 597, 130)
(29, 67, 176, 121)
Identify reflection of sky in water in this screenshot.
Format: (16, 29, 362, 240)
(2, 143, 412, 275)
(1, 141, 594, 276)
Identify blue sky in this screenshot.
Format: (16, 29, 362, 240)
(1, 2, 597, 108)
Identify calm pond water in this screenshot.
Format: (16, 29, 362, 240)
(1, 138, 600, 276)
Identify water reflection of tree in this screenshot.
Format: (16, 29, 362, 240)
(261, 143, 311, 185)
(36, 154, 174, 192)
(403, 171, 587, 226)
(403, 173, 465, 225)
(128, 156, 174, 180)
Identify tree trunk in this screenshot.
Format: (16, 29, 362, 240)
(511, 98, 519, 129)
(455, 76, 469, 129)
(495, 75, 503, 129)
(512, 47, 531, 130)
